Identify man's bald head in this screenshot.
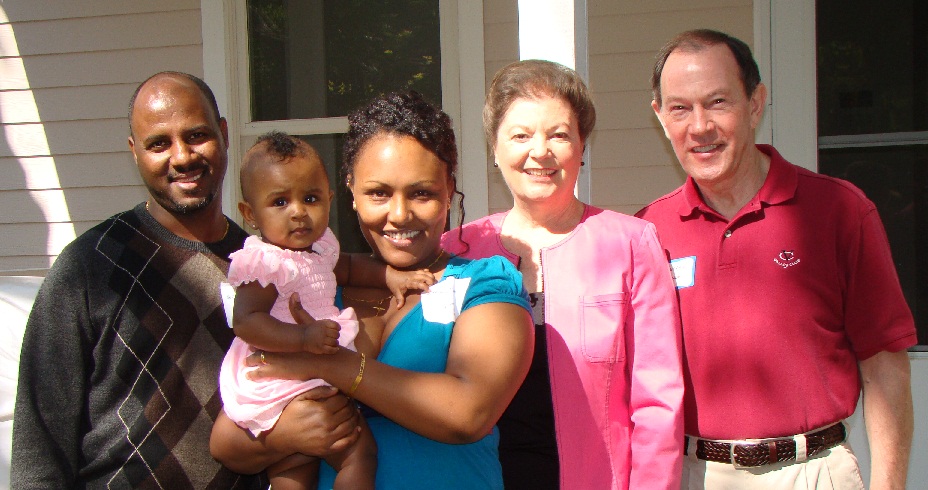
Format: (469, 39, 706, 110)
(128, 72, 221, 137)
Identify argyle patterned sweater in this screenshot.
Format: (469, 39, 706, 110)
(12, 203, 268, 489)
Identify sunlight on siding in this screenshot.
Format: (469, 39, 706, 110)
(0, 9, 76, 265)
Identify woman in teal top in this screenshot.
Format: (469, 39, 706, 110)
(230, 91, 534, 489)
(325, 255, 529, 488)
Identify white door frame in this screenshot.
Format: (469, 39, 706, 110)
(754, 1, 927, 484)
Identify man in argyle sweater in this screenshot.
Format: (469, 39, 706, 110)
(11, 72, 268, 489)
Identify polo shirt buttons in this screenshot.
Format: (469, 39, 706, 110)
(723, 229, 733, 238)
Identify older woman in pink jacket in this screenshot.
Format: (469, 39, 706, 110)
(442, 60, 684, 489)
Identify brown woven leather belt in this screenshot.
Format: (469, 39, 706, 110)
(684, 423, 846, 468)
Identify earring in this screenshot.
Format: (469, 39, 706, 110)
(352, 201, 357, 211)
(581, 161, 586, 167)
(493, 162, 499, 168)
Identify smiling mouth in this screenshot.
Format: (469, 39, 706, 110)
(692, 144, 721, 153)
(525, 168, 556, 176)
(169, 166, 208, 184)
(383, 230, 421, 240)
(381, 230, 422, 247)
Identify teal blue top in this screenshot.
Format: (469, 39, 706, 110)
(320, 255, 530, 489)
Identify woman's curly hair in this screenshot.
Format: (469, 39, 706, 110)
(343, 91, 465, 228)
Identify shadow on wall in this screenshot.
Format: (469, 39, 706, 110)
(1, 3, 154, 275)
(0, 8, 65, 275)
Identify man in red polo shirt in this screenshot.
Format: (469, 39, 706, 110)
(638, 29, 916, 489)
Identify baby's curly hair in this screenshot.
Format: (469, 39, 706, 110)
(240, 130, 326, 202)
(253, 130, 306, 161)
(343, 91, 465, 226)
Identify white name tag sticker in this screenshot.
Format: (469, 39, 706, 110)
(219, 282, 236, 328)
(420, 276, 470, 324)
(670, 256, 696, 289)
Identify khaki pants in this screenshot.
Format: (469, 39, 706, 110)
(682, 442, 864, 490)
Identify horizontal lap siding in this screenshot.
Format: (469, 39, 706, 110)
(0, 222, 98, 256)
(1, 187, 146, 224)
(586, 0, 753, 214)
(0, 46, 204, 90)
(0, 0, 198, 23)
(0, 0, 202, 274)
(483, 0, 518, 216)
(0, 154, 140, 191)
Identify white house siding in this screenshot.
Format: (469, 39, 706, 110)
(479, 1, 752, 217)
(0, 0, 203, 274)
(586, 0, 753, 215)
(482, 0, 519, 215)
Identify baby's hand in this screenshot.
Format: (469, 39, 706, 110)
(386, 267, 439, 308)
(290, 292, 341, 354)
(302, 319, 341, 355)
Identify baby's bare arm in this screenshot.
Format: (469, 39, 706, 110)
(335, 253, 386, 288)
(234, 283, 336, 353)
(336, 254, 437, 308)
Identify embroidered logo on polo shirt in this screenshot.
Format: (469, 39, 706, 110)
(774, 250, 801, 268)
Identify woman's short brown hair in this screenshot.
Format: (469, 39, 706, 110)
(483, 59, 596, 149)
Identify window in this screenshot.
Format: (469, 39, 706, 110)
(247, 0, 442, 122)
(816, 0, 927, 346)
(241, 0, 444, 253)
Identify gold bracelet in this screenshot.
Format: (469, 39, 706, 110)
(349, 353, 366, 396)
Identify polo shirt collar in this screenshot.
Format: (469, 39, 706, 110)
(677, 144, 798, 218)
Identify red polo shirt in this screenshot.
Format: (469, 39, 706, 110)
(637, 145, 916, 439)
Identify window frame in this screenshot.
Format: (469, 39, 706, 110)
(200, 0, 488, 228)
(757, 0, 926, 350)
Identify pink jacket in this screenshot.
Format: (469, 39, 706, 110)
(442, 205, 683, 489)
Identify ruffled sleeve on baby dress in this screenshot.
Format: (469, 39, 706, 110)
(228, 235, 302, 289)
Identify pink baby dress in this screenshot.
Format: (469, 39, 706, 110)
(219, 228, 358, 435)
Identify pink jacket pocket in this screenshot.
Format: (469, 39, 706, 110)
(579, 292, 627, 362)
